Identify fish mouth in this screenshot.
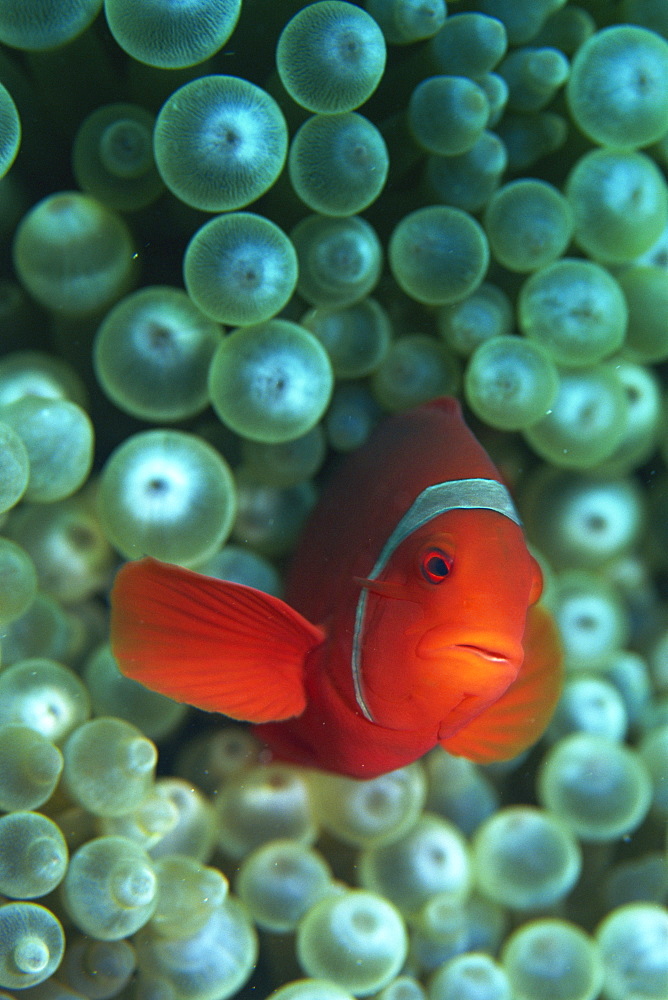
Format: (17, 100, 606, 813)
(416, 626, 521, 665)
(416, 625, 524, 666)
(455, 644, 510, 663)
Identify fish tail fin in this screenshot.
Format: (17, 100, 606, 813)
(110, 557, 324, 722)
(439, 603, 563, 763)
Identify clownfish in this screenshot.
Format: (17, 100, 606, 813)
(110, 397, 562, 778)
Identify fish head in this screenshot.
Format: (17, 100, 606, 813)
(356, 508, 543, 734)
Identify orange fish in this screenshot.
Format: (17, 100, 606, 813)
(110, 397, 562, 778)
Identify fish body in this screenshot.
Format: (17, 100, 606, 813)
(111, 397, 562, 778)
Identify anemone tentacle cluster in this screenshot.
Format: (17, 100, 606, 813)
(0, 1, 667, 998)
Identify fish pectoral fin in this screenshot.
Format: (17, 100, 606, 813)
(110, 557, 324, 723)
(438, 603, 563, 763)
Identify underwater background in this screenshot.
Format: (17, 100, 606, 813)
(0, 1, 667, 998)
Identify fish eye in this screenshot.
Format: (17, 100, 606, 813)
(420, 547, 452, 584)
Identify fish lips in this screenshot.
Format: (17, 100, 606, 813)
(418, 625, 520, 660)
(416, 628, 522, 686)
(455, 643, 513, 663)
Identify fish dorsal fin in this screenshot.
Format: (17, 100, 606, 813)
(110, 557, 324, 722)
(439, 603, 563, 763)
